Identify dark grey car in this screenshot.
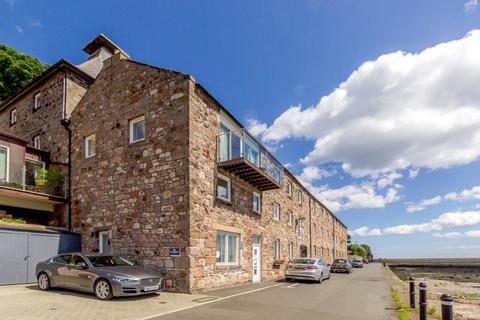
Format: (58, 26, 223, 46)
(36, 253, 164, 300)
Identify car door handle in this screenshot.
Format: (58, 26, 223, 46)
(24, 256, 30, 261)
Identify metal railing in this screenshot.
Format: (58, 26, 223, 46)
(0, 165, 66, 198)
(217, 129, 284, 185)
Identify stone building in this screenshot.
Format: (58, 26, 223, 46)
(0, 34, 347, 293)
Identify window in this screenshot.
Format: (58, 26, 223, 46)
(33, 92, 41, 110)
(33, 135, 41, 149)
(216, 231, 240, 265)
(0, 146, 8, 181)
(288, 241, 293, 259)
(99, 231, 110, 254)
(52, 254, 72, 265)
(71, 255, 88, 267)
(129, 115, 145, 143)
(10, 109, 17, 125)
(85, 134, 96, 158)
(313, 223, 317, 235)
(25, 159, 44, 186)
(252, 191, 261, 213)
(287, 182, 292, 198)
(217, 173, 231, 202)
(272, 202, 280, 220)
(273, 239, 280, 260)
(287, 210, 292, 227)
(297, 191, 302, 205)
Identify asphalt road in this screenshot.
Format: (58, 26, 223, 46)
(156, 263, 397, 320)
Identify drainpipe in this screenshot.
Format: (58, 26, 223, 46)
(60, 117, 72, 231)
(332, 218, 336, 260)
(309, 199, 312, 257)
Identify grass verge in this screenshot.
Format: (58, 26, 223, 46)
(391, 287, 411, 320)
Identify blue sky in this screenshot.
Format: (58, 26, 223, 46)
(2, 0, 480, 258)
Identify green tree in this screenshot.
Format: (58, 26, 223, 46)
(0, 44, 48, 102)
(360, 244, 373, 260)
(347, 244, 368, 258)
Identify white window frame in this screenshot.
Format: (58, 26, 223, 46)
(273, 239, 280, 260)
(0, 145, 9, 182)
(272, 202, 280, 221)
(216, 231, 240, 266)
(297, 190, 302, 205)
(252, 191, 261, 213)
(217, 173, 231, 202)
(10, 109, 17, 125)
(33, 92, 41, 110)
(288, 241, 293, 260)
(287, 210, 292, 226)
(287, 181, 292, 198)
(98, 231, 110, 254)
(85, 134, 96, 158)
(129, 115, 145, 144)
(33, 135, 41, 149)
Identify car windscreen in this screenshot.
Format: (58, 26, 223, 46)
(86, 256, 135, 267)
(334, 259, 347, 263)
(290, 259, 316, 264)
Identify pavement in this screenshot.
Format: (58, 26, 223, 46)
(0, 263, 396, 320)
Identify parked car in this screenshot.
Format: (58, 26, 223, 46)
(362, 259, 370, 264)
(330, 258, 353, 273)
(36, 253, 164, 300)
(351, 259, 364, 268)
(285, 258, 331, 283)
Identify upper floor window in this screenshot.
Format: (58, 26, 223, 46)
(33, 92, 41, 111)
(297, 190, 302, 205)
(85, 134, 96, 158)
(33, 135, 41, 149)
(287, 181, 292, 198)
(10, 109, 17, 125)
(252, 191, 261, 213)
(272, 202, 280, 221)
(216, 231, 240, 266)
(217, 173, 231, 202)
(287, 241, 293, 260)
(287, 210, 293, 227)
(129, 115, 145, 143)
(273, 239, 280, 260)
(0, 146, 8, 181)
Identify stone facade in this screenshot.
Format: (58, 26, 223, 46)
(1, 35, 348, 294)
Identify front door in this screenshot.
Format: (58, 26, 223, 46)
(252, 236, 261, 283)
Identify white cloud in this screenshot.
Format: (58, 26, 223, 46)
(432, 232, 464, 239)
(351, 210, 480, 236)
(406, 196, 442, 213)
(15, 25, 23, 33)
(464, 230, 480, 237)
(408, 168, 419, 179)
(298, 166, 336, 183)
(377, 171, 402, 189)
(246, 118, 268, 137)
(306, 181, 399, 212)
(465, 0, 478, 12)
(407, 185, 480, 212)
(261, 30, 480, 178)
(446, 244, 480, 250)
(4, 0, 16, 9)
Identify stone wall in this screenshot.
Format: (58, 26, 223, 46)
(70, 57, 192, 292)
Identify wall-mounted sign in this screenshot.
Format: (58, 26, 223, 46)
(169, 247, 180, 256)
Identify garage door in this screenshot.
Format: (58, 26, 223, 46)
(0, 229, 80, 285)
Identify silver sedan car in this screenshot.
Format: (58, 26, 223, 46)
(36, 253, 164, 300)
(285, 258, 331, 283)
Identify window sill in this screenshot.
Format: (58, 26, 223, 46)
(217, 197, 232, 205)
(216, 264, 242, 271)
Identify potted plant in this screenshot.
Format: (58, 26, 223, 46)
(35, 168, 48, 189)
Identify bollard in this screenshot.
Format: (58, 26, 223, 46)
(419, 282, 427, 320)
(440, 294, 454, 320)
(409, 277, 415, 308)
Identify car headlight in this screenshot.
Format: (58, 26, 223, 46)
(112, 276, 138, 283)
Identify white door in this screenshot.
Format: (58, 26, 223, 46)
(252, 236, 261, 283)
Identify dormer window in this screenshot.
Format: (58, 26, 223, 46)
(33, 93, 41, 111)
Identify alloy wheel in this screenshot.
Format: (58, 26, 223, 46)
(95, 280, 111, 300)
(38, 273, 49, 290)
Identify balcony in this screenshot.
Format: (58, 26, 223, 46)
(217, 129, 284, 191)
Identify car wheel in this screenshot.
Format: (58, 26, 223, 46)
(285, 277, 291, 282)
(317, 273, 323, 283)
(95, 279, 113, 300)
(38, 272, 51, 290)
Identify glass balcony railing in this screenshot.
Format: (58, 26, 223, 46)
(217, 129, 284, 186)
(0, 165, 66, 198)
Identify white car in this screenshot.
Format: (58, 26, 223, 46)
(285, 258, 331, 283)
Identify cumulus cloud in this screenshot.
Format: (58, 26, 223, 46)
(305, 181, 399, 212)
(246, 118, 268, 137)
(432, 232, 464, 239)
(408, 168, 419, 179)
(465, 0, 478, 12)
(377, 171, 402, 189)
(261, 30, 480, 178)
(350, 210, 480, 236)
(406, 196, 442, 213)
(406, 185, 480, 212)
(298, 166, 336, 183)
(464, 230, 480, 237)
